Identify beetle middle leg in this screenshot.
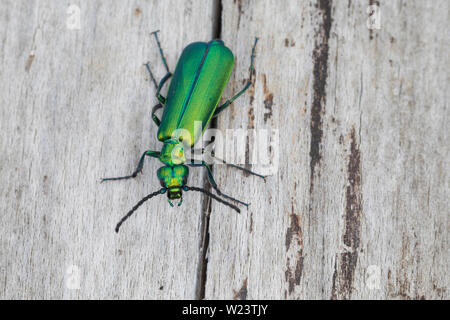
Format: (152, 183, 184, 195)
(190, 140, 266, 180)
(188, 161, 249, 206)
(208, 153, 266, 180)
(101, 150, 160, 182)
(213, 37, 259, 118)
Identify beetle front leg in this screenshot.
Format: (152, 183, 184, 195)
(101, 150, 160, 182)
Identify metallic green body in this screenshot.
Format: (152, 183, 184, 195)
(157, 40, 234, 147)
(155, 40, 234, 201)
(102, 34, 260, 227)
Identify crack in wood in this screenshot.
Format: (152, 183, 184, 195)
(285, 204, 304, 294)
(25, 54, 34, 72)
(194, 0, 223, 300)
(233, 0, 244, 29)
(262, 74, 273, 123)
(195, 190, 212, 300)
(233, 278, 248, 300)
(309, 0, 332, 194)
(368, 0, 380, 40)
(331, 127, 362, 299)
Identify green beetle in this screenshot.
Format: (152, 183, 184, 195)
(102, 31, 265, 232)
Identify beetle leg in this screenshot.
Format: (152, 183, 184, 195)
(208, 153, 266, 181)
(188, 161, 249, 206)
(144, 63, 169, 104)
(151, 30, 170, 73)
(213, 37, 259, 118)
(145, 31, 172, 104)
(189, 144, 265, 180)
(212, 82, 250, 117)
(151, 103, 163, 127)
(101, 150, 160, 182)
(189, 139, 215, 160)
(144, 62, 159, 90)
(156, 72, 172, 104)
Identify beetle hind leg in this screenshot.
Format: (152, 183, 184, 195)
(151, 103, 163, 127)
(144, 62, 159, 90)
(145, 31, 173, 104)
(213, 37, 259, 118)
(151, 30, 170, 73)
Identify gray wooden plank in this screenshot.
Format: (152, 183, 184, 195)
(1, 0, 448, 300)
(206, 0, 449, 299)
(0, 0, 216, 299)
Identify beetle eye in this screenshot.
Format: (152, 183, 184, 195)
(182, 176, 187, 185)
(159, 179, 166, 187)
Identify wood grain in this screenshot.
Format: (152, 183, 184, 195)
(0, 0, 448, 299)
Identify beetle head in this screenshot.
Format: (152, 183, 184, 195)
(157, 165, 189, 206)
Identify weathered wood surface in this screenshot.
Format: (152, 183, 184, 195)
(0, 0, 448, 299)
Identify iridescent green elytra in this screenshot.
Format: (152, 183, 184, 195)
(102, 31, 265, 232)
(157, 40, 234, 146)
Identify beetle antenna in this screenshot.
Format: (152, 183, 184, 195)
(183, 186, 241, 214)
(115, 188, 166, 233)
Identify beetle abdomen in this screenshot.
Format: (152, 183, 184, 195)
(157, 40, 234, 147)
